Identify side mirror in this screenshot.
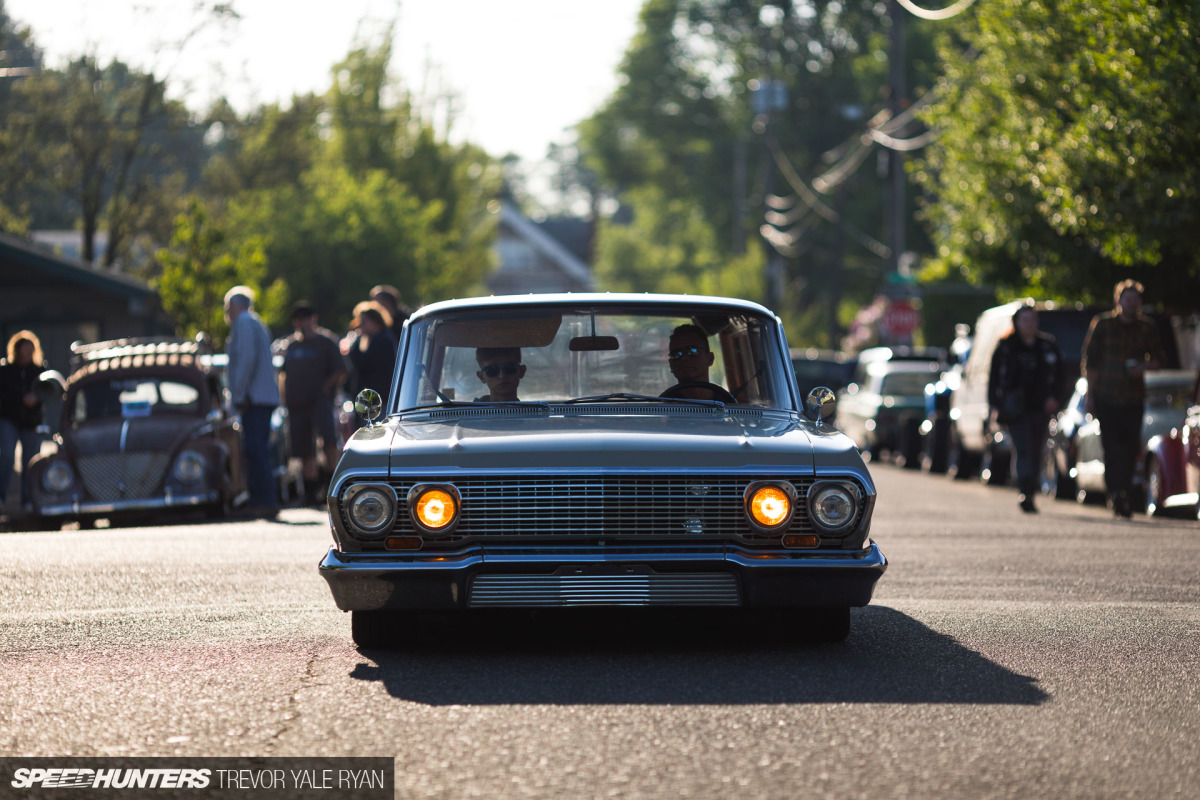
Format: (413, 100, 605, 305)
(355, 388, 383, 427)
(805, 387, 837, 427)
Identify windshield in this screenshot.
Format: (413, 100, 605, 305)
(395, 303, 793, 412)
(71, 376, 204, 423)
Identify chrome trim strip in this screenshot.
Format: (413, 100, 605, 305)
(319, 542, 885, 572)
(38, 491, 219, 516)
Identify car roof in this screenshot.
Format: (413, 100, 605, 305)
(409, 293, 776, 321)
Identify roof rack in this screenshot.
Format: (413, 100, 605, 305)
(69, 335, 213, 372)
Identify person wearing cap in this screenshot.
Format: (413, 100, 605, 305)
(224, 285, 281, 519)
(280, 301, 348, 506)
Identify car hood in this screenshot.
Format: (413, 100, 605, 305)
(339, 410, 866, 473)
(65, 416, 214, 457)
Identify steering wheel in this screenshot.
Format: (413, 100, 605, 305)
(660, 382, 737, 404)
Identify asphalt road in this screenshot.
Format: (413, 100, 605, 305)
(1, 465, 1198, 799)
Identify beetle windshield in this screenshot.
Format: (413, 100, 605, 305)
(395, 302, 794, 412)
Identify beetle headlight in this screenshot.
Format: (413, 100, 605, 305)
(172, 450, 208, 484)
(744, 481, 796, 532)
(343, 483, 397, 536)
(43, 461, 75, 494)
(408, 484, 461, 534)
(807, 481, 860, 534)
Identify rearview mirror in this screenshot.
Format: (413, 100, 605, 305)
(569, 335, 620, 352)
(805, 387, 837, 426)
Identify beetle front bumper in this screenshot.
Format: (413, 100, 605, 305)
(319, 542, 887, 611)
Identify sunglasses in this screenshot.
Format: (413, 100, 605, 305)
(479, 362, 522, 378)
(668, 345, 705, 361)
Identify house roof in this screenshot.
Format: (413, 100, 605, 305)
(498, 203, 593, 288)
(0, 230, 156, 300)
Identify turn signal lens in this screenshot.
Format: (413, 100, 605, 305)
(749, 485, 791, 528)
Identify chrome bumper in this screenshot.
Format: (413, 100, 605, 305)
(36, 491, 220, 517)
(319, 542, 887, 611)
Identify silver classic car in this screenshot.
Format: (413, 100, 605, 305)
(320, 294, 886, 646)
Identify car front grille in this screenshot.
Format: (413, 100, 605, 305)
(353, 474, 865, 545)
(468, 572, 740, 607)
(77, 452, 171, 502)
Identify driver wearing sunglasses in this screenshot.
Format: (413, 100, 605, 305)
(661, 324, 737, 403)
(474, 347, 526, 402)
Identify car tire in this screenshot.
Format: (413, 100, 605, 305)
(1144, 456, 1165, 517)
(351, 609, 399, 649)
(897, 418, 922, 470)
(806, 606, 851, 643)
(923, 417, 950, 474)
(981, 442, 1011, 486)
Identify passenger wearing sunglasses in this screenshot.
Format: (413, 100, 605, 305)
(474, 347, 526, 402)
(660, 324, 737, 404)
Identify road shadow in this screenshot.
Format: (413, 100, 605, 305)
(346, 606, 1046, 706)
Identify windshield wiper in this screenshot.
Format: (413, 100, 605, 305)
(561, 393, 724, 407)
(401, 400, 551, 413)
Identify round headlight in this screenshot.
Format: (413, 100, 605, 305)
(172, 450, 207, 483)
(345, 485, 397, 535)
(808, 483, 859, 533)
(43, 461, 75, 494)
(745, 482, 795, 531)
(408, 484, 461, 534)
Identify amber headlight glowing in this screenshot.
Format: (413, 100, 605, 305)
(807, 481, 860, 534)
(343, 484, 398, 536)
(43, 461, 75, 494)
(744, 481, 796, 532)
(408, 484, 461, 534)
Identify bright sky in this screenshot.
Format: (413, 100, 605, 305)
(5, 0, 644, 163)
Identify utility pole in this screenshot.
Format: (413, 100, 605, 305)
(886, 0, 906, 277)
(754, 79, 787, 313)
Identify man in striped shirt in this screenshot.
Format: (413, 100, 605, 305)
(224, 285, 281, 519)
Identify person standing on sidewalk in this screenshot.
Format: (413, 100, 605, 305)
(1081, 279, 1165, 518)
(224, 286, 281, 519)
(988, 304, 1064, 513)
(280, 301, 347, 506)
(0, 331, 47, 515)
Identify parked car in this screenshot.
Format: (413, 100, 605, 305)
(1071, 370, 1196, 511)
(947, 301, 1098, 484)
(319, 293, 887, 647)
(1041, 377, 1090, 500)
(26, 337, 246, 528)
(919, 324, 973, 474)
(1142, 400, 1200, 518)
(790, 348, 857, 397)
(838, 358, 943, 467)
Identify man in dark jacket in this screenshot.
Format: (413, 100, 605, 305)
(1081, 279, 1164, 517)
(989, 303, 1064, 513)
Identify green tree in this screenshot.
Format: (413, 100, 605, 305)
(914, 0, 1200, 308)
(577, 0, 940, 347)
(156, 198, 286, 347)
(5, 55, 200, 268)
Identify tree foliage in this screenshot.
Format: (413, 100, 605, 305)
(914, 0, 1200, 309)
(577, 0, 940, 347)
(155, 199, 285, 348)
(4, 55, 201, 267)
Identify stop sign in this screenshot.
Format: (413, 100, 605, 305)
(884, 299, 920, 336)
